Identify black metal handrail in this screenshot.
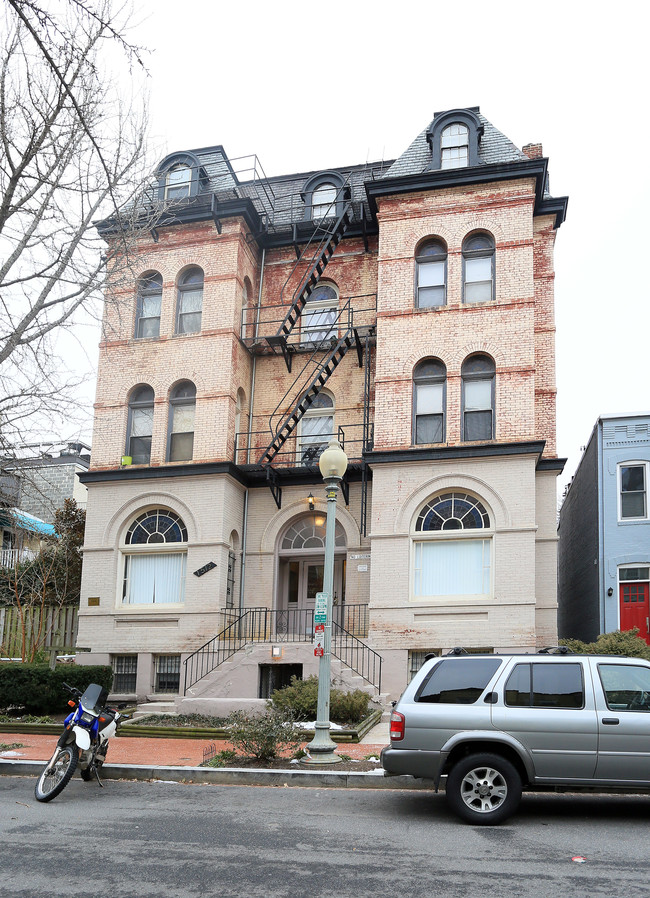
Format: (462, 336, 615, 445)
(332, 621, 382, 694)
(183, 605, 375, 694)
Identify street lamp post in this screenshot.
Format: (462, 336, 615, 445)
(302, 437, 348, 766)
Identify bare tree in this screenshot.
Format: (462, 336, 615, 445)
(0, 0, 156, 452)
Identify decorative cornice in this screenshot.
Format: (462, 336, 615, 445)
(365, 159, 568, 229)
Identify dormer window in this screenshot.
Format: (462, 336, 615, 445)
(165, 164, 192, 200)
(302, 172, 346, 222)
(311, 183, 337, 219)
(441, 124, 469, 169)
(156, 151, 206, 203)
(426, 108, 483, 171)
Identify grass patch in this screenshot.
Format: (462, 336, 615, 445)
(0, 742, 24, 750)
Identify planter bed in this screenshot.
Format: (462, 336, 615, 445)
(0, 708, 382, 743)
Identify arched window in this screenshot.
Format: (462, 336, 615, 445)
(122, 508, 188, 605)
(234, 388, 247, 461)
(441, 123, 469, 169)
(415, 240, 447, 308)
(311, 183, 338, 219)
(135, 272, 163, 339)
(165, 164, 192, 200)
(241, 277, 252, 340)
(176, 267, 203, 334)
(299, 391, 334, 465)
(281, 515, 346, 550)
(302, 282, 338, 345)
(127, 385, 154, 465)
(413, 359, 446, 444)
(462, 354, 495, 441)
(413, 492, 492, 598)
(463, 233, 495, 304)
(167, 381, 196, 462)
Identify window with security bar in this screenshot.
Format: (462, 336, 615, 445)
(226, 550, 236, 608)
(155, 655, 181, 693)
(408, 650, 439, 682)
(112, 655, 137, 693)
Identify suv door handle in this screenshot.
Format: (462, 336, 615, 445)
(602, 718, 619, 725)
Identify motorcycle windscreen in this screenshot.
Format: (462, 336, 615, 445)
(80, 683, 109, 712)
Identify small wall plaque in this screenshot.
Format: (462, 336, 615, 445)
(193, 561, 217, 578)
(87, 596, 100, 607)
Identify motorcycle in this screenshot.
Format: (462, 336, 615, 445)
(35, 682, 128, 802)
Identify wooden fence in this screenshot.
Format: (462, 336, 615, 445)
(0, 605, 78, 659)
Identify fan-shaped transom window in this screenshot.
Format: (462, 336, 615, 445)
(126, 509, 188, 545)
(281, 515, 346, 551)
(416, 493, 490, 532)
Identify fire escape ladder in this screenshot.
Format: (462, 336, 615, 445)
(259, 327, 356, 467)
(268, 190, 353, 372)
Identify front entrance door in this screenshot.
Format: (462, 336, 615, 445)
(283, 557, 346, 633)
(620, 581, 650, 643)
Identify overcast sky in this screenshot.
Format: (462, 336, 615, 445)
(78, 0, 649, 497)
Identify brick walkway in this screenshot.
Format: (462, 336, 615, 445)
(0, 732, 387, 767)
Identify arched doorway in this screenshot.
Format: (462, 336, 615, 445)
(277, 513, 347, 632)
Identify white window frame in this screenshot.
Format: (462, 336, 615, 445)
(311, 183, 338, 219)
(618, 461, 650, 521)
(165, 164, 192, 201)
(119, 509, 188, 608)
(410, 494, 493, 603)
(298, 392, 334, 465)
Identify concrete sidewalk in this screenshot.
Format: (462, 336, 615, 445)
(0, 719, 426, 790)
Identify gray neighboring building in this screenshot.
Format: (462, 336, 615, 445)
(558, 413, 650, 644)
(6, 442, 90, 524)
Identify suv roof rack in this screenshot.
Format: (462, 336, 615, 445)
(537, 645, 573, 655)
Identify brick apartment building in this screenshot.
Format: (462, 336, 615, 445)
(77, 106, 568, 706)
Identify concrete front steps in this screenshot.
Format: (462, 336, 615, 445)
(176, 642, 387, 717)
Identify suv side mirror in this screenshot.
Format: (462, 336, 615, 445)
(483, 691, 498, 704)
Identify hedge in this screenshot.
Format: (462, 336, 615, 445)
(0, 663, 113, 714)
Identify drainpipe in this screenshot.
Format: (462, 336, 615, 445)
(238, 247, 266, 613)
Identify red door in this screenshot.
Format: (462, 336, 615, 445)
(620, 582, 650, 643)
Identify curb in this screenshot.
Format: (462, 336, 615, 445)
(0, 758, 434, 790)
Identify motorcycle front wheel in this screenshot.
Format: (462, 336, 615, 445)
(34, 744, 79, 802)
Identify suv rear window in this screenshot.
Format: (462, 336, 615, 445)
(505, 663, 584, 709)
(415, 658, 502, 704)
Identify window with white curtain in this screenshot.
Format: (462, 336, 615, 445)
(412, 493, 492, 599)
(122, 509, 188, 605)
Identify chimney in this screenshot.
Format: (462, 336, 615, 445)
(522, 143, 543, 160)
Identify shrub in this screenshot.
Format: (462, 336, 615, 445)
(0, 663, 113, 714)
(270, 675, 371, 724)
(203, 749, 238, 768)
(561, 628, 650, 660)
(225, 708, 301, 763)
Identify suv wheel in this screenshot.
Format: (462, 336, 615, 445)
(446, 753, 522, 825)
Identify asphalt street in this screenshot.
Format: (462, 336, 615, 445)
(1, 776, 649, 897)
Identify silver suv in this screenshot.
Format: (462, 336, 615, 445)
(381, 649, 650, 824)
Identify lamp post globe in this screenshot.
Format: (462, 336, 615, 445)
(303, 437, 348, 766)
